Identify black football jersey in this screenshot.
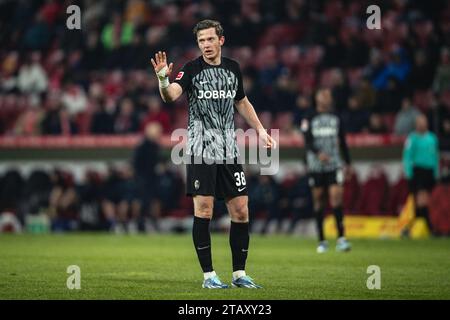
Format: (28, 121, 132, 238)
(301, 112, 351, 173)
(174, 56, 245, 161)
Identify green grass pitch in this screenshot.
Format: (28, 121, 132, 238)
(0, 234, 449, 299)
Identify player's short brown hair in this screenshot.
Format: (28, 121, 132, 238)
(193, 19, 224, 38)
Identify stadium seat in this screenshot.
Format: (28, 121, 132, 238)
(387, 176, 409, 216)
(75, 111, 92, 135)
(356, 166, 389, 215)
(343, 169, 360, 215)
(413, 90, 434, 113)
(382, 113, 396, 133)
(429, 184, 450, 235)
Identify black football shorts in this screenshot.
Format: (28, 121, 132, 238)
(186, 157, 248, 200)
(308, 169, 344, 188)
(409, 167, 435, 193)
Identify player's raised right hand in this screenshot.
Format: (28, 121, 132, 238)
(151, 51, 173, 78)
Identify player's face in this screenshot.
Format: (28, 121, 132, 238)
(196, 28, 224, 61)
(316, 90, 332, 113)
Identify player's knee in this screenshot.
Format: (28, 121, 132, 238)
(416, 192, 429, 207)
(231, 204, 249, 222)
(195, 201, 213, 219)
(330, 198, 342, 208)
(329, 194, 342, 208)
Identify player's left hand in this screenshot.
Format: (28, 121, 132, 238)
(318, 152, 330, 163)
(343, 165, 353, 179)
(259, 129, 276, 149)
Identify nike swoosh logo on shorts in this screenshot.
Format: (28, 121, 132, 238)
(238, 187, 246, 192)
(197, 245, 210, 250)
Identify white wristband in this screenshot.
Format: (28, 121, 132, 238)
(157, 66, 169, 89)
(156, 65, 168, 79)
(159, 77, 169, 89)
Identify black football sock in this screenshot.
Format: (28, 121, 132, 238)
(192, 216, 213, 273)
(229, 221, 249, 272)
(333, 206, 345, 238)
(315, 209, 325, 242)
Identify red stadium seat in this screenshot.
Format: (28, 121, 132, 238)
(356, 166, 389, 215)
(343, 169, 360, 215)
(75, 111, 92, 135)
(387, 176, 409, 216)
(382, 113, 396, 133)
(429, 184, 450, 235)
(413, 90, 433, 113)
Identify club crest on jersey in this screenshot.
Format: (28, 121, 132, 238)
(175, 71, 184, 80)
(198, 90, 236, 99)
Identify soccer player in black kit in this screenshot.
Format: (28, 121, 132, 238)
(151, 20, 275, 288)
(301, 88, 352, 253)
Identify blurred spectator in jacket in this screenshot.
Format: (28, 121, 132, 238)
(61, 83, 88, 117)
(41, 91, 78, 135)
(354, 78, 376, 110)
(293, 94, 313, 130)
(49, 170, 79, 232)
(249, 175, 280, 234)
(394, 97, 421, 136)
(368, 113, 388, 134)
(78, 170, 103, 231)
(433, 48, 450, 94)
(0, 169, 24, 216)
(287, 174, 313, 232)
(115, 164, 141, 234)
(140, 95, 171, 134)
(22, 11, 51, 50)
(156, 162, 183, 216)
(90, 98, 115, 134)
(375, 76, 404, 113)
(14, 108, 43, 136)
(114, 98, 139, 134)
(101, 13, 134, 50)
(407, 50, 435, 91)
(132, 122, 162, 231)
(331, 69, 350, 114)
(341, 96, 369, 133)
(440, 118, 450, 152)
(100, 165, 122, 232)
(17, 52, 48, 104)
(373, 49, 411, 90)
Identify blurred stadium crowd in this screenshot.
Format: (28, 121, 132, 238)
(0, 0, 450, 234)
(0, 0, 449, 138)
